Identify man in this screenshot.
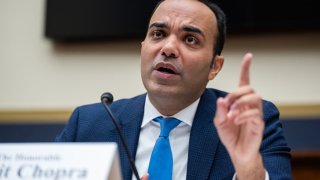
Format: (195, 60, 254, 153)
(56, 0, 291, 179)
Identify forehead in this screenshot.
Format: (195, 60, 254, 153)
(149, 0, 217, 34)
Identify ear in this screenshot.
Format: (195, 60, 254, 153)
(208, 55, 224, 80)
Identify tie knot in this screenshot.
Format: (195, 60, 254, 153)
(153, 116, 181, 137)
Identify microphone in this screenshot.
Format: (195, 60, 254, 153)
(101, 92, 114, 105)
(100, 92, 140, 180)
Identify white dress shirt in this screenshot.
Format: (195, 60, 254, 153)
(133, 95, 199, 180)
(133, 95, 269, 180)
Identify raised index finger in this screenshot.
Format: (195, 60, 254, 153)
(239, 53, 253, 87)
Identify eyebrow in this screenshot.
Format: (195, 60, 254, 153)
(182, 25, 205, 38)
(149, 22, 168, 29)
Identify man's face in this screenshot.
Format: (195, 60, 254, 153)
(141, 0, 221, 103)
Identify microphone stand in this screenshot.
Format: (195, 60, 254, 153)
(101, 93, 140, 180)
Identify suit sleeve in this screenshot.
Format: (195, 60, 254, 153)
(261, 101, 292, 180)
(55, 107, 80, 142)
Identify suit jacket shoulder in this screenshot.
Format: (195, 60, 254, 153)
(55, 93, 146, 142)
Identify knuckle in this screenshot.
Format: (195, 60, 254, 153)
(255, 94, 262, 100)
(244, 85, 254, 93)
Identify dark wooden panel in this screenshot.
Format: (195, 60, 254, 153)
(292, 151, 320, 180)
(0, 124, 65, 142)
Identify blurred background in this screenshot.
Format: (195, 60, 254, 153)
(0, 0, 319, 179)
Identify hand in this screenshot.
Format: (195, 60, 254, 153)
(214, 53, 265, 180)
(141, 173, 149, 180)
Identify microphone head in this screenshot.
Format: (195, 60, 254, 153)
(101, 92, 114, 105)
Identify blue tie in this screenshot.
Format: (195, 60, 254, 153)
(148, 116, 181, 180)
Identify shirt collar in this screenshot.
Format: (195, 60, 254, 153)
(142, 94, 200, 127)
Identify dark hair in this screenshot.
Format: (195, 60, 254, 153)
(150, 0, 227, 57)
(200, 0, 226, 56)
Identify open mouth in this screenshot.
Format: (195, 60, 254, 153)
(157, 67, 176, 74)
(155, 63, 179, 75)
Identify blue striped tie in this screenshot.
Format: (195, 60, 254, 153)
(148, 116, 181, 180)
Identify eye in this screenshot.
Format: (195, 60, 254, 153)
(151, 30, 165, 39)
(185, 35, 198, 45)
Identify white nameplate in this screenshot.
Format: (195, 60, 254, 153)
(0, 143, 122, 180)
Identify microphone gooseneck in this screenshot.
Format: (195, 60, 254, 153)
(100, 92, 140, 180)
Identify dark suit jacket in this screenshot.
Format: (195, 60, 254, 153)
(56, 88, 292, 180)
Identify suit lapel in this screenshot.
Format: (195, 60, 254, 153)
(187, 89, 220, 180)
(113, 94, 146, 180)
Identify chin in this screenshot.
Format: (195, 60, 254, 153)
(146, 83, 178, 97)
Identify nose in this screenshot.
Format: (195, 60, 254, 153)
(160, 35, 179, 59)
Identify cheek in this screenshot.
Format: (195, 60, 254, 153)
(184, 54, 211, 72)
(182, 57, 212, 81)
(140, 57, 149, 79)
(141, 42, 162, 67)
(140, 46, 150, 68)
(141, 43, 157, 62)
(140, 46, 156, 77)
